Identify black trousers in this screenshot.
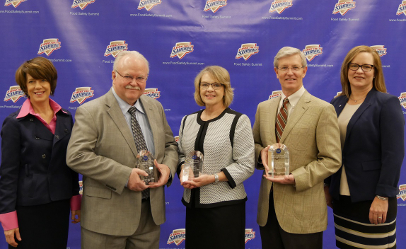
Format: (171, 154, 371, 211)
(260, 191, 323, 249)
(10, 199, 70, 249)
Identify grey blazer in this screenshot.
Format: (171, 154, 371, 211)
(253, 91, 342, 234)
(66, 90, 178, 236)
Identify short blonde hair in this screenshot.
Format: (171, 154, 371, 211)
(113, 51, 149, 74)
(193, 66, 234, 107)
(340, 45, 387, 98)
(15, 57, 58, 97)
(274, 46, 307, 68)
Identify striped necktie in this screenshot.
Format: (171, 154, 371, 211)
(275, 98, 289, 143)
(128, 106, 149, 199)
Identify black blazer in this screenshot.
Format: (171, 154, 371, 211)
(0, 109, 79, 214)
(327, 89, 404, 202)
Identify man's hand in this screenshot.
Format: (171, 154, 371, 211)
(324, 185, 333, 208)
(128, 168, 149, 191)
(4, 228, 21, 247)
(149, 160, 171, 188)
(264, 174, 295, 185)
(261, 145, 271, 174)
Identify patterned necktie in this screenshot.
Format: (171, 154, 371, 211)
(128, 106, 149, 199)
(275, 98, 289, 143)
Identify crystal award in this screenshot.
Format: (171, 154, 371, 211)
(136, 150, 158, 184)
(268, 144, 289, 177)
(182, 151, 204, 181)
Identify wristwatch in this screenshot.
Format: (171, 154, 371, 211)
(213, 174, 219, 185)
(376, 195, 388, 201)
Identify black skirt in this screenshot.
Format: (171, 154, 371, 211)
(185, 202, 246, 249)
(333, 195, 397, 249)
(11, 199, 71, 249)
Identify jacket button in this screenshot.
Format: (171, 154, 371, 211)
(42, 154, 46, 159)
(30, 118, 34, 122)
(55, 135, 59, 140)
(35, 137, 40, 140)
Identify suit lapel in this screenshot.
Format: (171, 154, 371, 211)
(105, 90, 138, 157)
(280, 91, 310, 143)
(266, 97, 279, 144)
(345, 89, 375, 142)
(334, 96, 348, 117)
(140, 95, 159, 153)
(52, 112, 71, 146)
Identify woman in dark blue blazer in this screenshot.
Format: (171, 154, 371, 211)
(0, 57, 81, 248)
(325, 46, 404, 249)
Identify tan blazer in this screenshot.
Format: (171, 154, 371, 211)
(66, 90, 178, 236)
(253, 91, 341, 234)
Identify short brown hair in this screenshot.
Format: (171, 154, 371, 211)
(274, 46, 307, 68)
(340, 45, 387, 98)
(193, 66, 234, 107)
(15, 57, 58, 97)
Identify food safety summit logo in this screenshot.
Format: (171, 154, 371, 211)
(104, 41, 128, 58)
(170, 42, 194, 59)
(397, 1, 406, 15)
(38, 39, 62, 56)
(398, 184, 406, 201)
(370, 45, 387, 57)
(167, 229, 186, 246)
(269, 90, 282, 100)
(332, 0, 356, 16)
(70, 87, 94, 105)
(269, 0, 293, 14)
(71, 0, 95, 10)
(204, 0, 227, 13)
(399, 92, 406, 110)
(4, 86, 25, 103)
(144, 88, 160, 99)
(302, 44, 323, 62)
(235, 43, 259, 61)
(138, 0, 162, 11)
(4, 0, 26, 8)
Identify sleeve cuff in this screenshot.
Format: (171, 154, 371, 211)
(0, 211, 18, 231)
(70, 195, 82, 211)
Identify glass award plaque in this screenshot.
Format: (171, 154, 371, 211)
(182, 151, 204, 181)
(268, 144, 289, 177)
(181, 164, 193, 182)
(136, 150, 158, 184)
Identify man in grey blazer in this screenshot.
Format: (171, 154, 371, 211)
(66, 51, 178, 249)
(253, 47, 341, 249)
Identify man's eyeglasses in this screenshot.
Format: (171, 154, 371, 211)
(200, 82, 224, 90)
(115, 70, 148, 83)
(348, 63, 374, 72)
(277, 66, 304, 72)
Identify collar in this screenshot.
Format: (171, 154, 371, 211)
(111, 87, 145, 115)
(281, 86, 306, 107)
(16, 98, 65, 119)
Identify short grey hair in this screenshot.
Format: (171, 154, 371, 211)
(273, 46, 307, 68)
(113, 51, 149, 73)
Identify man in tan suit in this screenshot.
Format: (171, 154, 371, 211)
(253, 47, 341, 249)
(66, 51, 178, 249)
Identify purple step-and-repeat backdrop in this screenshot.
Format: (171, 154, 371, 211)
(1, 0, 406, 248)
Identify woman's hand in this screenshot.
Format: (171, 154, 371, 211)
(71, 210, 81, 223)
(183, 174, 215, 189)
(369, 196, 388, 225)
(4, 228, 21, 247)
(324, 185, 333, 208)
